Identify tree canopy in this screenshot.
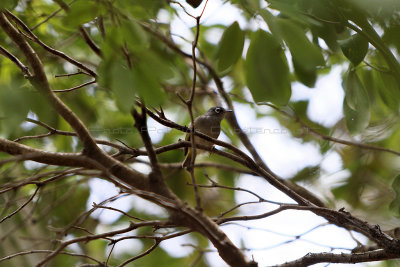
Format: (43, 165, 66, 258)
(1, 0, 400, 266)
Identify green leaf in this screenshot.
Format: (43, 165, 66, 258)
(99, 59, 136, 112)
(116, 0, 165, 19)
(121, 20, 149, 52)
(26, 87, 54, 123)
(312, 23, 340, 52)
(276, 18, 325, 87)
(268, 0, 320, 26)
(0, 81, 30, 136)
(215, 22, 245, 72)
(376, 71, 400, 112)
(390, 174, 400, 217)
(339, 33, 369, 66)
(49, 184, 90, 225)
(343, 69, 370, 134)
(99, 25, 168, 109)
(343, 97, 370, 135)
(132, 60, 167, 107)
(0, 0, 18, 10)
(292, 59, 317, 88)
(111, 64, 137, 113)
(63, 0, 101, 28)
(291, 166, 320, 182)
(298, 0, 341, 22)
(383, 26, 400, 54)
(132, 50, 170, 106)
(357, 68, 377, 106)
(343, 69, 370, 111)
(245, 30, 291, 106)
(259, 8, 282, 43)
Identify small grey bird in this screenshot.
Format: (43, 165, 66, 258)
(182, 106, 232, 168)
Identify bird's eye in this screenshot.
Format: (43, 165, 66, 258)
(215, 107, 222, 113)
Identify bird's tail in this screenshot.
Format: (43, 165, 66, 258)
(182, 149, 192, 168)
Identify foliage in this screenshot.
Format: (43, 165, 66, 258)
(0, 0, 400, 266)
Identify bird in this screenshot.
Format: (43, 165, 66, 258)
(186, 0, 203, 8)
(182, 106, 232, 168)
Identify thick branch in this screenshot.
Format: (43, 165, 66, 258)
(132, 107, 171, 196)
(0, 138, 96, 168)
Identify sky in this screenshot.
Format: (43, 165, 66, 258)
(87, 1, 381, 266)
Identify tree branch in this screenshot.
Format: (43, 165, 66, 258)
(277, 249, 397, 267)
(0, 11, 99, 153)
(0, 45, 31, 77)
(262, 102, 400, 157)
(5, 11, 97, 77)
(0, 11, 151, 192)
(0, 186, 40, 223)
(0, 138, 95, 168)
(140, 23, 326, 207)
(79, 26, 102, 57)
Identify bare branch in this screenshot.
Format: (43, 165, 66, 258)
(261, 103, 400, 157)
(131, 107, 163, 181)
(141, 106, 315, 207)
(30, 0, 76, 30)
(0, 186, 40, 224)
(0, 45, 31, 77)
(0, 12, 99, 152)
(0, 138, 96, 168)
(36, 220, 166, 266)
(53, 79, 96, 93)
(54, 69, 91, 77)
(277, 249, 397, 266)
(0, 249, 102, 265)
(79, 26, 102, 57)
(5, 11, 97, 77)
(92, 203, 145, 221)
(116, 240, 160, 267)
(140, 23, 325, 207)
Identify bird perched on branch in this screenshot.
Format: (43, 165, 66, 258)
(182, 106, 232, 168)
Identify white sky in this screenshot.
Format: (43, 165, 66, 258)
(87, 1, 381, 266)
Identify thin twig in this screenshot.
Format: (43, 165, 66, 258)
(0, 45, 31, 77)
(188, 181, 284, 205)
(174, 3, 208, 211)
(117, 240, 160, 267)
(79, 26, 102, 57)
(5, 11, 97, 77)
(363, 60, 392, 74)
(92, 203, 145, 221)
(0, 249, 102, 264)
(218, 201, 263, 218)
(30, 0, 76, 30)
(53, 79, 96, 93)
(260, 103, 400, 157)
(54, 70, 91, 77)
(0, 186, 40, 224)
(140, 106, 315, 207)
(36, 220, 166, 266)
(170, 1, 196, 18)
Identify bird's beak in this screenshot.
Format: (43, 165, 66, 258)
(224, 110, 233, 117)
